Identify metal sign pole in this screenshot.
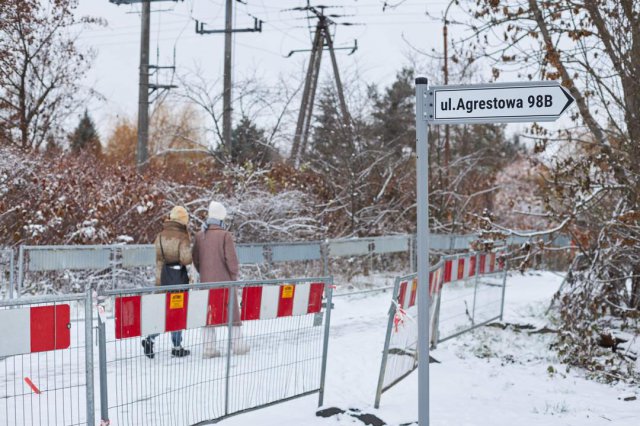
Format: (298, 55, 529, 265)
(415, 77, 430, 426)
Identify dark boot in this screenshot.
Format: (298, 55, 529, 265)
(141, 337, 154, 359)
(171, 346, 191, 358)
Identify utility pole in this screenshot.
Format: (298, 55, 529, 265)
(109, 0, 181, 170)
(137, 0, 150, 170)
(223, 0, 233, 159)
(195, 10, 263, 162)
(287, 6, 358, 168)
(442, 0, 456, 188)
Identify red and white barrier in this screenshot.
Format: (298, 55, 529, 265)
(0, 305, 71, 357)
(240, 282, 324, 321)
(396, 267, 445, 310)
(115, 283, 325, 340)
(392, 251, 505, 311)
(441, 251, 505, 285)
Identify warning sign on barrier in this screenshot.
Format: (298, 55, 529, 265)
(169, 293, 185, 309)
(281, 285, 294, 299)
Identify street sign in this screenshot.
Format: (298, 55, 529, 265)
(425, 81, 575, 124)
(414, 77, 576, 426)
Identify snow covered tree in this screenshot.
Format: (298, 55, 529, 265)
(463, 0, 640, 380)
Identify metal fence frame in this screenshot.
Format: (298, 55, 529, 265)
(14, 233, 570, 297)
(96, 277, 333, 426)
(373, 262, 443, 409)
(0, 291, 94, 426)
(434, 259, 507, 346)
(374, 251, 507, 408)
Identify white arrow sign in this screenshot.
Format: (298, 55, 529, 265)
(425, 81, 575, 124)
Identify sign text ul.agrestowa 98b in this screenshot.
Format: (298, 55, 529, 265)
(426, 81, 575, 125)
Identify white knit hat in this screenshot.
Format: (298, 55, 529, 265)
(208, 201, 227, 221)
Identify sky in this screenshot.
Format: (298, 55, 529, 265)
(74, 0, 472, 140)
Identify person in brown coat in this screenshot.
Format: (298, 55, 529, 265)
(142, 206, 192, 359)
(192, 201, 248, 358)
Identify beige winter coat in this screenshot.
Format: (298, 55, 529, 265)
(154, 220, 192, 286)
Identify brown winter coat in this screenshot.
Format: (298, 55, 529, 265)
(192, 225, 239, 283)
(154, 220, 192, 286)
(192, 225, 241, 325)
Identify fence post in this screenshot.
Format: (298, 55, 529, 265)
(17, 245, 24, 298)
(97, 295, 110, 425)
(111, 246, 117, 291)
(471, 253, 480, 326)
(8, 249, 15, 299)
(84, 289, 96, 426)
(499, 259, 508, 321)
(318, 277, 334, 407)
(224, 286, 235, 416)
(431, 277, 443, 349)
(321, 242, 329, 277)
(374, 277, 400, 409)
(409, 235, 416, 273)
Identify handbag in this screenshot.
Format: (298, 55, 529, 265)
(159, 236, 190, 286)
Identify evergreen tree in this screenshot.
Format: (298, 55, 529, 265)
(368, 67, 415, 156)
(229, 116, 276, 165)
(69, 110, 101, 155)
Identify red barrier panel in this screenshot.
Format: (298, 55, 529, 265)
(165, 292, 189, 332)
(277, 284, 296, 317)
(115, 296, 142, 339)
(30, 305, 71, 353)
(207, 288, 230, 326)
(307, 283, 325, 314)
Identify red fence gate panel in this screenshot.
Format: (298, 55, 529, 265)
(207, 288, 229, 326)
(307, 283, 324, 314)
(469, 256, 477, 277)
(397, 281, 408, 308)
(409, 279, 418, 307)
(30, 305, 71, 353)
(444, 260, 453, 283)
(457, 258, 465, 280)
(241, 286, 263, 321)
(165, 292, 189, 332)
(115, 296, 142, 339)
(479, 254, 486, 274)
(277, 284, 296, 317)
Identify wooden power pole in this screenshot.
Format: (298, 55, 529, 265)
(109, 0, 181, 171)
(195, 8, 263, 162)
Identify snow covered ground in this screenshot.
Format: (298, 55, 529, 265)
(219, 271, 640, 426)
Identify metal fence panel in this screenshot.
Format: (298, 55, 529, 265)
(374, 263, 443, 408)
(436, 255, 506, 344)
(449, 234, 474, 250)
(0, 292, 94, 426)
(328, 239, 371, 257)
(27, 247, 112, 271)
(271, 243, 322, 262)
(97, 277, 332, 425)
(374, 251, 507, 407)
(121, 245, 155, 268)
(237, 244, 265, 264)
(372, 236, 410, 254)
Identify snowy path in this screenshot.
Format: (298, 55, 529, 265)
(220, 272, 640, 426)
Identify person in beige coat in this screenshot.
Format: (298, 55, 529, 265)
(192, 201, 249, 358)
(142, 206, 192, 359)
